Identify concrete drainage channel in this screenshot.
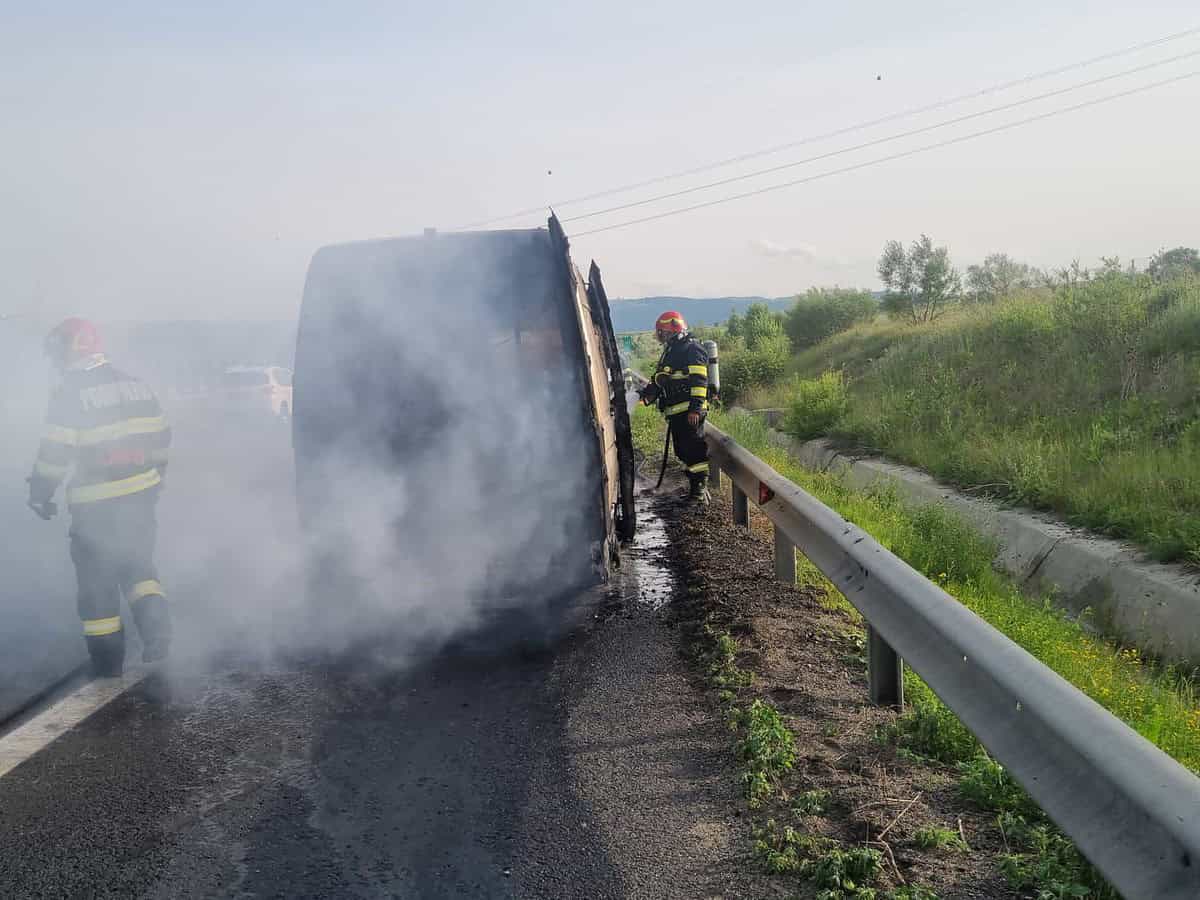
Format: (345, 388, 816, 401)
(747, 408, 1200, 667)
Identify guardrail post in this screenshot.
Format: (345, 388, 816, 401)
(701, 420, 1200, 895)
(867, 625, 903, 708)
(731, 483, 748, 528)
(709, 459, 721, 490)
(773, 526, 795, 585)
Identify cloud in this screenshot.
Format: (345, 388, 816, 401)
(749, 237, 822, 262)
(748, 238, 870, 273)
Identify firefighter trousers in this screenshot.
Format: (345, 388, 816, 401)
(68, 490, 171, 675)
(668, 412, 709, 485)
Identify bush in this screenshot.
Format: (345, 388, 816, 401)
(956, 755, 1039, 817)
(784, 288, 878, 349)
(729, 303, 787, 350)
(816, 270, 1200, 563)
(784, 371, 849, 439)
(721, 337, 789, 405)
(885, 691, 979, 764)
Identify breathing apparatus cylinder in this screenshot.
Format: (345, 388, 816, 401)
(702, 339, 720, 400)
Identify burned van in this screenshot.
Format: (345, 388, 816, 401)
(292, 216, 635, 640)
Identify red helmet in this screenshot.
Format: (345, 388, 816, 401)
(44, 317, 103, 367)
(655, 310, 688, 335)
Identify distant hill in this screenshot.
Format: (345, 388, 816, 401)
(608, 296, 793, 333)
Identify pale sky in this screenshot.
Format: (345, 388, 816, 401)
(2, 1, 1198, 323)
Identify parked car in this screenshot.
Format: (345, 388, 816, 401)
(220, 365, 293, 419)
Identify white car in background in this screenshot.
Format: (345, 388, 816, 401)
(220, 365, 293, 420)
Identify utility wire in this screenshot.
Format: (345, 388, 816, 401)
(562, 48, 1200, 224)
(570, 70, 1199, 238)
(452, 25, 1200, 230)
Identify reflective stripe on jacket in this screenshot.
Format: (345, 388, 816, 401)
(29, 360, 171, 507)
(646, 334, 709, 417)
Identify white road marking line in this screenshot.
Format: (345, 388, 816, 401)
(0, 665, 148, 779)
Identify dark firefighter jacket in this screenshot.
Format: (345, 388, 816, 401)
(28, 358, 171, 509)
(643, 334, 709, 417)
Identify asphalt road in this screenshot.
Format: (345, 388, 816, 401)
(0, 405, 768, 899)
(0, 404, 296, 722)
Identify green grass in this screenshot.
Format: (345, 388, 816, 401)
(996, 813, 1119, 900)
(730, 698, 797, 807)
(756, 275, 1200, 564)
(793, 788, 832, 816)
(784, 370, 849, 439)
(956, 756, 1038, 818)
(683, 614, 792, 811)
(913, 826, 969, 852)
(952, 757, 1116, 898)
(805, 845, 883, 897)
(882, 678, 979, 765)
(634, 401, 1192, 897)
(631, 400, 666, 462)
(752, 818, 834, 875)
(712, 411, 1200, 772)
(707, 409, 1194, 898)
(703, 625, 752, 690)
(888, 888, 940, 900)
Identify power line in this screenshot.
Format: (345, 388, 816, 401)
(570, 71, 1199, 238)
(452, 25, 1200, 230)
(562, 48, 1200, 224)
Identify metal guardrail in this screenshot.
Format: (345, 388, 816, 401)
(702, 420, 1200, 900)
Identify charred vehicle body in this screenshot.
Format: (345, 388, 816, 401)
(292, 216, 635, 644)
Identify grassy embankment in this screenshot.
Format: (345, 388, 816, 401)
(632, 400, 1200, 897)
(740, 275, 1200, 564)
(701, 409, 1200, 770)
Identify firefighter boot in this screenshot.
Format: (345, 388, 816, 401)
(86, 630, 126, 678)
(133, 594, 172, 663)
(687, 475, 711, 506)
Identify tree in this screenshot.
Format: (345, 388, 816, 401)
(739, 302, 787, 351)
(964, 253, 1037, 303)
(725, 310, 744, 339)
(714, 303, 790, 403)
(877, 234, 961, 323)
(1045, 259, 1090, 288)
(784, 287, 877, 348)
(1147, 247, 1200, 281)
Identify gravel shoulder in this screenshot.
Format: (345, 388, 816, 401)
(655, 471, 1019, 899)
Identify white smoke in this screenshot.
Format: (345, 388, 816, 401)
(0, 315, 85, 717)
(1, 228, 607, 702)
(157, 230, 599, 671)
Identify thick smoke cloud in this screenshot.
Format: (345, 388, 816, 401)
(0, 319, 82, 717)
(1, 228, 604, 702)
(285, 230, 602, 662)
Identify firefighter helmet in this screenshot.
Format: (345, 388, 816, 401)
(654, 310, 688, 339)
(44, 317, 103, 368)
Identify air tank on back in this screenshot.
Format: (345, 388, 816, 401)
(702, 339, 720, 402)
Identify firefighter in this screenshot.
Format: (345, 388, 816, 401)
(26, 318, 173, 676)
(639, 310, 712, 504)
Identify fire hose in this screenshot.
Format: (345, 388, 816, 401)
(653, 425, 672, 491)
